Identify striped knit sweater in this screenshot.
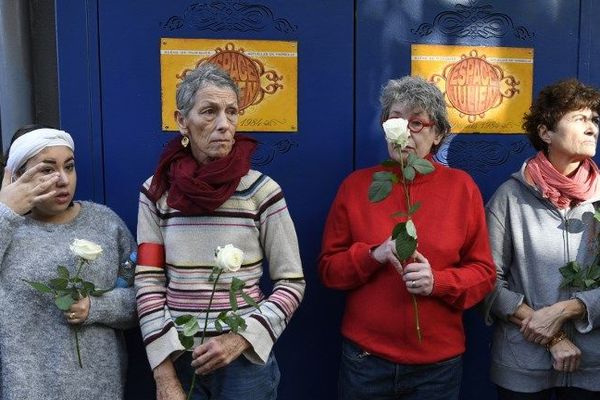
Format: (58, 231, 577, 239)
(135, 170, 305, 369)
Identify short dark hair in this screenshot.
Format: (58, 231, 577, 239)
(523, 79, 600, 152)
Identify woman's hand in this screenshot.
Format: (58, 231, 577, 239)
(520, 303, 570, 344)
(549, 338, 581, 372)
(153, 360, 186, 400)
(370, 237, 403, 273)
(64, 296, 90, 325)
(402, 251, 434, 295)
(191, 333, 250, 375)
(0, 164, 59, 215)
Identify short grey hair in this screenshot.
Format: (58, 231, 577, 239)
(176, 62, 240, 118)
(380, 76, 451, 153)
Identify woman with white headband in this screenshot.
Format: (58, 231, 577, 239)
(0, 125, 137, 399)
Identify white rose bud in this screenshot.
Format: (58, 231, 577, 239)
(383, 118, 410, 149)
(70, 239, 103, 261)
(215, 244, 244, 272)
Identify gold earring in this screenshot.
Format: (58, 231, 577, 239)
(181, 135, 189, 148)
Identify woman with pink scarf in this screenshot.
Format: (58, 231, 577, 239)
(484, 79, 600, 400)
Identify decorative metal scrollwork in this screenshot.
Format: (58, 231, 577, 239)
(162, 1, 296, 33)
(251, 138, 298, 166)
(437, 137, 530, 173)
(412, 0, 533, 40)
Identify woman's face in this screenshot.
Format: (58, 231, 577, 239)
(20, 146, 76, 222)
(176, 84, 239, 165)
(386, 103, 442, 162)
(541, 108, 600, 167)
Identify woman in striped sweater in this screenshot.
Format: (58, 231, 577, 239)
(135, 63, 305, 400)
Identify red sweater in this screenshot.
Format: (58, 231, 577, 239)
(319, 162, 495, 364)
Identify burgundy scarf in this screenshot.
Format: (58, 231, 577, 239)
(147, 135, 257, 214)
(525, 151, 600, 209)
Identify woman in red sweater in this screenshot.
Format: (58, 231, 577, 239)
(319, 76, 496, 400)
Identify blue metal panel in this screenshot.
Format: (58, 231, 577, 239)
(355, 1, 581, 400)
(95, 1, 354, 399)
(53, 0, 600, 399)
(55, 0, 104, 202)
(356, 1, 580, 190)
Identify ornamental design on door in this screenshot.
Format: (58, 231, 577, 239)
(431, 49, 519, 123)
(179, 42, 283, 114)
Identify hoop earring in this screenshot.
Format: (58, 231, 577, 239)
(181, 135, 190, 148)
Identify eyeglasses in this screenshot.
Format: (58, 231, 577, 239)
(407, 118, 436, 133)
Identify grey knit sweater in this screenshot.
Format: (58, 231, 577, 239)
(0, 201, 137, 400)
(484, 162, 600, 392)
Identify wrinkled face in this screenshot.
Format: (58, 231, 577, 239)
(386, 103, 442, 162)
(541, 108, 600, 163)
(176, 84, 239, 165)
(20, 146, 76, 221)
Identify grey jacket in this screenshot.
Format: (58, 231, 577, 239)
(484, 162, 600, 392)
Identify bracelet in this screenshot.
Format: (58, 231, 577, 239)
(545, 331, 567, 350)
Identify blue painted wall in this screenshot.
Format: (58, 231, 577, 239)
(54, 1, 600, 399)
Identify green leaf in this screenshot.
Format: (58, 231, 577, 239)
(57, 265, 70, 279)
(214, 319, 223, 332)
(584, 279, 597, 288)
(558, 260, 600, 290)
(22, 279, 53, 294)
(48, 278, 69, 291)
(391, 222, 418, 261)
(403, 166, 416, 181)
(241, 292, 261, 310)
(55, 293, 75, 311)
(182, 318, 200, 337)
(179, 334, 194, 350)
(381, 159, 400, 167)
(224, 314, 245, 333)
(230, 290, 238, 312)
(230, 277, 245, 291)
(368, 180, 393, 202)
(90, 288, 110, 296)
(406, 220, 418, 239)
(81, 281, 95, 296)
(412, 158, 435, 175)
(407, 202, 421, 216)
(559, 278, 572, 288)
(237, 318, 247, 331)
(174, 314, 194, 325)
(586, 264, 600, 280)
(594, 209, 600, 222)
(405, 153, 418, 166)
(209, 266, 222, 282)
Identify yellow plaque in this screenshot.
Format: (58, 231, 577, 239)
(411, 44, 533, 134)
(161, 38, 298, 132)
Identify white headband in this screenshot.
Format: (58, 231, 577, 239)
(6, 128, 75, 178)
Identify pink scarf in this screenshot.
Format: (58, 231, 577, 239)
(525, 151, 600, 209)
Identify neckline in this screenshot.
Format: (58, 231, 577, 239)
(26, 201, 86, 228)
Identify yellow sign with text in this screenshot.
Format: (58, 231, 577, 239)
(411, 44, 533, 134)
(161, 38, 297, 132)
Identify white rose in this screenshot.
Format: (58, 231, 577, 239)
(215, 244, 244, 272)
(383, 118, 410, 149)
(70, 239, 103, 261)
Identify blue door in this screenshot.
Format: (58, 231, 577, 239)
(54, 1, 600, 399)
